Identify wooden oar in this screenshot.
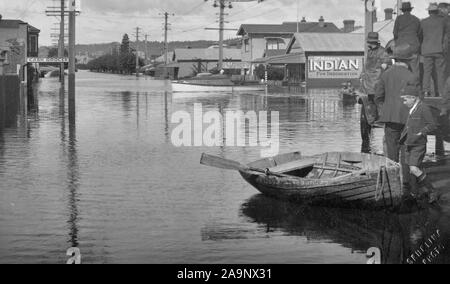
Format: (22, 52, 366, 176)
(200, 153, 285, 177)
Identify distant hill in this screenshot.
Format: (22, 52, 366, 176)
(39, 38, 242, 59)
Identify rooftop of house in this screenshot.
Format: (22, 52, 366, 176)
(287, 32, 365, 53)
(237, 21, 342, 36)
(0, 19, 40, 33)
(173, 48, 242, 61)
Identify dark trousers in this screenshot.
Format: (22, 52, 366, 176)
(385, 122, 404, 162)
(408, 54, 421, 83)
(385, 122, 410, 186)
(423, 53, 446, 96)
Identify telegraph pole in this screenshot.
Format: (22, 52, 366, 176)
(144, 34, 148, 65)
(164, 13, 169, 65)
(59, 0, 65, 84)
(218, 0, 225, 70)
(68, 0, 76, 124)
(364, 0, 375, 62)
(135, 27, 140, 77)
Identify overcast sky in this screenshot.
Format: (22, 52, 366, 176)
(1, 0, 429, 46)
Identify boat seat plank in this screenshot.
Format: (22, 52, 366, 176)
(269, 159, 316, 173)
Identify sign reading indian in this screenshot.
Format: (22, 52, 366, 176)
(308, 56, 364, 79)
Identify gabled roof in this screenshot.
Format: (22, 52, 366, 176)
(237, 22, 341, 36)
(287, 33, 365, 54)
(0, 19, 40, 33)
(174, 48, 241, 61)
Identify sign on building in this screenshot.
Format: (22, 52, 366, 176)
(27, 57, 69, 63)
(308, 56, 364, 79)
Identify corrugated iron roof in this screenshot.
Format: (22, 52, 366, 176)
(174, 48, 241, 61)
(287, 33, 365, 53)
(237, 22, 341, 36)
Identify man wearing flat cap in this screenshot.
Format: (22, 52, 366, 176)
(421, 2, 448, 97)
(394, 2, 422, 79)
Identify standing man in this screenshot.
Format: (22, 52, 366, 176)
(362, 32, 389, 96)
(394, 2, 422, 81)
(375, 43, 416, 163)
(421, 2, 448, 97)
(439, 3, 450, 79)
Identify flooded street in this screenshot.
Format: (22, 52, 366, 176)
(1, 71, 449, 264)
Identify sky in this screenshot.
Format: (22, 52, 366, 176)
(1, 0, 429, 46)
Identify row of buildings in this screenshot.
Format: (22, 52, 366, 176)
(159, 9, 396, 88)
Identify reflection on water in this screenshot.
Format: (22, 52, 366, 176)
(0, 71, 449, 263)
(240, 195, 450, 264)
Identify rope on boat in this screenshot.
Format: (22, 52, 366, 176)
(375, 166, 393, 207)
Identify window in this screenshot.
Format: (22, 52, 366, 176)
(29, 35, 38, 54)
(266, 38, 285, 50)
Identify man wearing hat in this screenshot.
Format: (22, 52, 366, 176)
(438, 2, 450, 79)
(375, 44, 415, 165)
(421, 2, 448, 97)
(362, 32, 389, 96)
(400, 84, 439, 203)
(394, 2, 422, 79)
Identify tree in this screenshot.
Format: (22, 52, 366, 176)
(120, 34, 130, 56)
(47, 47, 68, 58)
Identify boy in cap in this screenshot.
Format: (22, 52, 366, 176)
(400, 84, 439, 203)
(394, 2, 422, 79)
(421, 2, 448, 97)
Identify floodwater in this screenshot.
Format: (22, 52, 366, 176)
(1, 71, 449, 264)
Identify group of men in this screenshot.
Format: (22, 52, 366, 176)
(364, 2, 450, 204)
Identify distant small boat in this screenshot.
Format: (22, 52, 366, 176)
(171, 73, 266, 93)
(201, 152, 405, 210)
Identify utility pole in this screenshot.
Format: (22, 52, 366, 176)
(135, 27, 140, 77)
(397, 0, 403, 16)
(163, 13, 169, 65)
(59, 0, 65, 84)
(364, 0, 375, 62)
(218, 0, 225, 70)
(144, 34, 148, 65)
(68, 0, 76, 124)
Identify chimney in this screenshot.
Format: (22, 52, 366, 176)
(301, 17, 306, 23)
(343, 20, 356, 33)
(319, 16, 325, 27)
(384, 8, 394, 20)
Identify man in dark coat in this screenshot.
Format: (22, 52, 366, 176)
(400, 85, 439, 203)
(375, 44, 416, 163)
(394, 2, 422, 80)
(439, 3, 450, 79)
(361, 32, 389, 95)
(421, 2, 448, 97)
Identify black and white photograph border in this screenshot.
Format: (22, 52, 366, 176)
(1, 0, 450, 266)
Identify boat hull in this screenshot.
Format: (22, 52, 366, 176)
(171, 82, 266, 93)
(239, 152, 404, 210)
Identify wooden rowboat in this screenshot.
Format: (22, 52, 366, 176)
(201, 152, 404, 210)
